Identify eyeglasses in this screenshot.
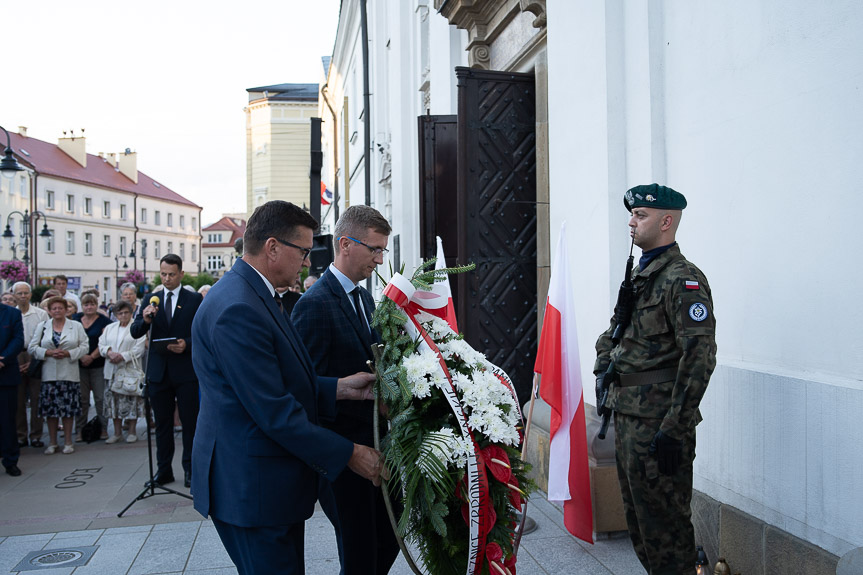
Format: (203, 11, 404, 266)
(340, 235, 389, 255)
(274, 238, 312, 259)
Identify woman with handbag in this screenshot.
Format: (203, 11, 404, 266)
(98, 301, 146, 443)
(28, 296, 89, 455)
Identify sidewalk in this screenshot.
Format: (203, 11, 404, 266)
(0, 429, 642, 574)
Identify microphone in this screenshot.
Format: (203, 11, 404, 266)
(148, 295, 160, 319)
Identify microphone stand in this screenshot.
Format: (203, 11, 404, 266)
(118, 302, 192, 517)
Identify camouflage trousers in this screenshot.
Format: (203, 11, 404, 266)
(614, 412, 697, 575)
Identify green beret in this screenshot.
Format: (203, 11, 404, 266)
(624, 184, 687, 212)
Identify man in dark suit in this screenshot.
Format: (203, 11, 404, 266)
(292, 205, 398, 575)
(131, 254, 202, 488)
(191, 200, 383, 574)
(0, 302, 24, 477)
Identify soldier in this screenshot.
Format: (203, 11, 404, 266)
(594, 184, 717, 574)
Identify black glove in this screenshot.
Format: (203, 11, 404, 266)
(595, 375, 604, 413)
(649, 430, 682, 476)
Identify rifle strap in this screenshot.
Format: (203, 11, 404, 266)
(618, 367, 677, 387)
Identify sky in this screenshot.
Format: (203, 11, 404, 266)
(0, 0, 341, 226)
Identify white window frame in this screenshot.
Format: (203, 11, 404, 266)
(66, 194, 75, 213)
(167, 213, 173, 228)
(84, 196, 92, 215)
(179, 215, 185, 229)
(154, 240, 161, 259)
(84, 233, 92, 256)
(191, 244, 197, 262)
(119, 236, 127, 257)
(45, 229, 55, 253)
(120, 204, 127, 220)
(103, 234, 111, 257)
(167, 241, 173, 254)
(46, 190, 55, 210)
(66, 231, 75, 254)
(191, 217, 197, 232)
(103, 200, 111, 218)
(207, 255, 222, 271)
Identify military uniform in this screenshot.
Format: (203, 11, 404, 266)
(595, 185, 717, 575)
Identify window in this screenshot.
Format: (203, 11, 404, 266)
(191, 244, 197, 261)
(103, 235, 111, 256)
(66, 231, 75, 254)
(167, 213, 173, 227)
(179, 242, 185, 260)
(167, 241, 173, 254)
(84, 197, 92, 215)
(154, 240, 161, 259)
(207, 233, 224, 243)
(179, 215, 185, 228)
(207, 255, 222, 271)
(66, 194, 75, 213)
(45, 229, 55, 253)
(119, 236, 127, 257)
(19, 175, 26, 196)
(46, 190, 55, 210)
(84, 233, 92, 255)
(141, 208, 147, 223)
(120, 204, 127, 220)
(103, 200, 111, 218)
(155, 211, 161, 226)
(191, 217, 197, 232)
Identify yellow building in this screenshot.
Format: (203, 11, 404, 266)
(245, 83, 318, 216)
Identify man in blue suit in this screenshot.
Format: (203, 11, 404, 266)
(131, 254, 203, 488)
(0, 302, 25, 477)
(191, 201, 383, 574)
(292, 205, 398, 575)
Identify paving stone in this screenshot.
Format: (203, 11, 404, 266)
(152, 520, 202, 532)
(70, 531, 149, 575)
(186, 524, 234, 570)
(522, 536, 614, 574)
(184, 568, 239, 575)
(127, 525, 197, 575)
(52, 529, 104, 540)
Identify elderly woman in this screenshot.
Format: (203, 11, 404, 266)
(98, 301, 146, 443)
(72, 293, 114, 441)
(1, 292, 16, 306)
(28, 296, 89, 454)
(40, 289, 61, 311)
(110, 283, 140, 321)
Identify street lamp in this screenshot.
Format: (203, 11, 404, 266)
(114, 254, 128, 300)
(127, 238, 148, 288)
(0, 125, 25, 179)
(3, 209, 51, 281)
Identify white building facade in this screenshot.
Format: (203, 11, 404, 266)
(324, 0, 862, 568)
(3, 129, 202, 301)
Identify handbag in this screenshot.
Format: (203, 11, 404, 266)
(111, 355, 146, 397)
(27, 322, 47, 379)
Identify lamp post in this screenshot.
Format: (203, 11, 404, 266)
(114, 254, 128, 300)
(127, 238, 148, 289)
(3, 210, 51, 282)
(0, 125, 25, 179)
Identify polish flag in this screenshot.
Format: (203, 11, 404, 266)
(435, 236, 459, 332)
(535, 222, 594, 544)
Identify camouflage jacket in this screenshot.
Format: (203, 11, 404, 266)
(594, 245, 717, 439)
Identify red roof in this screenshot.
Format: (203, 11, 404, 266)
(203, 216, 245, 246)
(9, 132, 200, 208)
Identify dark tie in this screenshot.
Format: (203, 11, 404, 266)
(350, 288, 367, 332)
(274, 293, 283, 312)
(165, 291, 173, 325)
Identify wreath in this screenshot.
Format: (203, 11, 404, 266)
(372, 260, 536, 575)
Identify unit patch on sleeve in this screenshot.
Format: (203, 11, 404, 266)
(688, 302, 708, 321)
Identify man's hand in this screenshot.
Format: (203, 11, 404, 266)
(649, 430, 683, 476)
(336, 372, 376, 401)
(166, 339, 186, 354)
(142, 304, 157, 324)
(347, 444, 386, 486)
(80, 354, 94, 367)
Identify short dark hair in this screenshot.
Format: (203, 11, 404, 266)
(244, 201, 318, 255)
(333, 205, 391, 253)
(160, 254, 183, 271)
(113, 300, 133, 314)
(53, 274, 68, 284)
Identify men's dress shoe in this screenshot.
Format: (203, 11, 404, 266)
(154, 472, 175, 486)
(184, 471, 192, 488)
(18, 440, 27, 448)
(31, 440, 44, 448)
(5, 465, 22, 477)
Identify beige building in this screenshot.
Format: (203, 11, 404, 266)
(1, 128, 202, 301)
(245, 83, 318, 216)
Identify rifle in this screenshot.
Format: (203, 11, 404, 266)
(596, 238, 636, 440)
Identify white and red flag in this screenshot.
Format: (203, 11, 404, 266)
(534, 222, 594, 543)
(435, 236, 459, 332)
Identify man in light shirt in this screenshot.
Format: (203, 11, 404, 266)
(13, 281, 48, 448)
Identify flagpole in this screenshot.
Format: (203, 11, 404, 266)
(520, 373, 539, 460)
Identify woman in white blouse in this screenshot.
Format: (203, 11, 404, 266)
(28, 296, 89, 454)
(98, 300, 146, 443)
